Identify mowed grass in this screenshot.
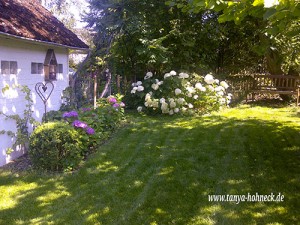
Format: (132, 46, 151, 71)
(0, 105, 299, 225)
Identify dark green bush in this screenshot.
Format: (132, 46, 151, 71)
(42, 110, 63, 122)
(29, 122, 84, 172)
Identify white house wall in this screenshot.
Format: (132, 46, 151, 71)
(0, 38, 69, 166)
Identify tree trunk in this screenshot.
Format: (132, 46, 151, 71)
(265, 47, 283, 75)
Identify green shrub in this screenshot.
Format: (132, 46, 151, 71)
(42, 110, 63, 122)
(127, 71, 232, 115)
(29, 122, 84, 172)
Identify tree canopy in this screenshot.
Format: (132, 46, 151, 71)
(169, 0, 300, 74)
(84, 0, 300, 82)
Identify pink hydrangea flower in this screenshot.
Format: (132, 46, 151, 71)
(108, 97, 117, 104)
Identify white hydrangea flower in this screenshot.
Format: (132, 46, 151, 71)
(220, 81, 229, 89)
(161, 102, 169, 110)
(136, 81, 143, 86)
(200, 86, 206, 92)
(264, 0, 279, 8)
(160, 98, 166, 103)
(131, 86, 138, 93)
(169, 110, 174, 115)
(148, 99, 154, 107)
(170, 70, 177, 76)
(174, 108, 180, 113)
(157, 81, 163, 86)
(145, 93, 152, 101)
(195, 83, 203, 90)
(187, 93, 192, 98)
(193, 95, 199, 100)
(186, 86, 195, 93)
(204, 74, 215, 84)
(188, 103, 194, 109)
(137, 106, 143, 112)
(215, 79, 220, 84)
(175, 88, 182, 95)
(217, 91, 224, 96)
(151, 83, 159, 90)
(208, 85, 215, 92)
(164, 73, 171, 79)
(179, 72, 189, 79)
(144, 72, 153, 80)
(152, 100, 159, 108)
(177, 98, 185, 105)
(161, 102, 169, 114)
(132, 83, 137, 87)
(170, 101, 176, 108)
(137, 86, 144, 92)
(214, 86, 224, 92)
(226, 93, 232, 100)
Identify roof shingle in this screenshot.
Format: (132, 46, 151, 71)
(0, 0, 89, 49)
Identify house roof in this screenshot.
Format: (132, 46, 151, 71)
(0, 0, 89, 50)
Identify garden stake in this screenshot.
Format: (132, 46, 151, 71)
(35, 81, 54, 122)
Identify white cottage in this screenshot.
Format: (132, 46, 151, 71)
(0, 0, 89, 166)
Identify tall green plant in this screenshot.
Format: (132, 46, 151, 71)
(0, 85, 39, 154)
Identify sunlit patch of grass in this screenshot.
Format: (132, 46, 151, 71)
(0, 106, 299, 224)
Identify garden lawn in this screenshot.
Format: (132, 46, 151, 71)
(0, 105, 299, 225)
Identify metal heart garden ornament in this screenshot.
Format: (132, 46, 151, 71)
(35, 82, 54, 103)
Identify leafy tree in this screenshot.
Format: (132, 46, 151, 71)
(86, 0, 263, 83)
(169, 0, 300, 74)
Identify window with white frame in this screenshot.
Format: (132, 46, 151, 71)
(31, 62, 44, 74)
(1, 61, 18, 75)
(58, 64, 63, 74)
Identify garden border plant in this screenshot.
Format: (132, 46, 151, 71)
(127, 71, 232, 115)
(28, 95, 126, 172)
(0, 84, 39, 155)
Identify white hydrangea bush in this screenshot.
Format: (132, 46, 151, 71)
(130, 71, 232, 115)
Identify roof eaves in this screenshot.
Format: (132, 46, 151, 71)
(0, 31, 89, 52)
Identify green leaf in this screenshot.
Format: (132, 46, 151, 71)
(165, 1, 175, 7)
(218, 13, 231, 23)
(267, 26, 280, 35)
(252, 0, 264, 7)
(263, 8, 277, 20)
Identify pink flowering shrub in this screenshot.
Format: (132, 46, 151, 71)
(32, 95, 126, 172)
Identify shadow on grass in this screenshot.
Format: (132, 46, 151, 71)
(0, 113, 299, 224)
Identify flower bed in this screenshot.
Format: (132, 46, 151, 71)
(128, 71, 232, 115)
(28, 95, 126, 172)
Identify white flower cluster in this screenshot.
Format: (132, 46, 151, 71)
(144, 72, 153, 80)
(151, 79, 164, 90)
(163, 70, 189, 79)
(131, 81, 144, 93)
(131, 71, 232, 115)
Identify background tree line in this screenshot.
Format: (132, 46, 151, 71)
(84, 0, 300, 83)
(41, 0, 300, 103)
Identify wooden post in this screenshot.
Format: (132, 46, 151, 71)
(297, 86, 299, 107)
(117, 75, 121, 93)
(94, 72, 97, 109)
